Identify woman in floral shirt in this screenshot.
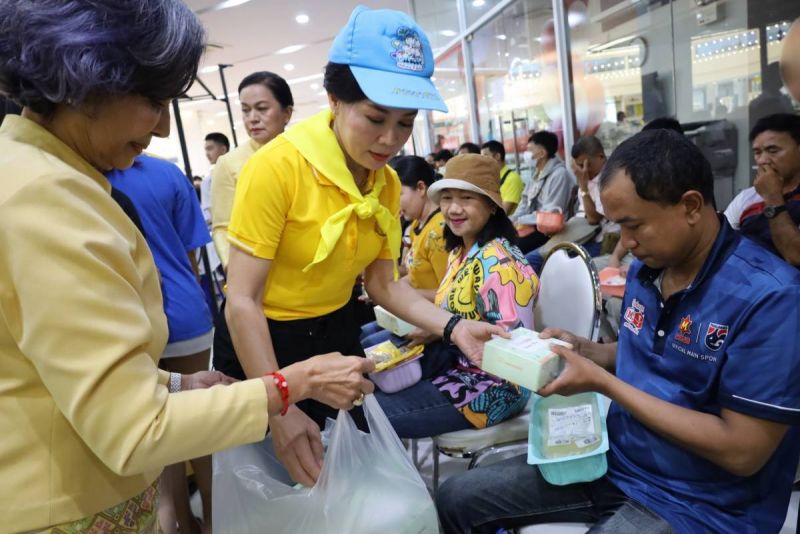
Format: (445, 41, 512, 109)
(376, 154, 539, 437)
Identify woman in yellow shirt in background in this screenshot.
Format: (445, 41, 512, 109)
(0, 2, 371, 532)
(215, 6, 506, 489)
(361, 155, 449, 348)
(210, 71, 293, 269)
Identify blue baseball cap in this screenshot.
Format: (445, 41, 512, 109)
(329, 6, 448, 113)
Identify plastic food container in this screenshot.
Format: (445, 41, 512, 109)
(373, 306, 416, 337)
(599, 267, 626, 299)
(527, 392, 609, 485)
(369, 355, 422, 393)
(481, 328, 571, 391)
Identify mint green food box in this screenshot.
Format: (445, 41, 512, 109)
(373, 305, 416, 337)
(481, 328, 571, 391)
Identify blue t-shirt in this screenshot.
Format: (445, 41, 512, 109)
(607, 218, 800, 533)
(107, 155, 212, 343)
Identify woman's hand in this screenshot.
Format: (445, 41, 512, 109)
(407, 328, 439, 348)
(181, 370, 238, 390)
(269, 407, 324, 487)
(301, 353, 375, 409)
(450, 320, 509, 367)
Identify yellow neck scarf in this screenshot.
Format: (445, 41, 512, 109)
(283, 110, 401, 274)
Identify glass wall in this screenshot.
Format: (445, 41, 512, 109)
(471, 0, 558, 179)
(412, 0, 800, 210)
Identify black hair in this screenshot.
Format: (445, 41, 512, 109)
(0, 0, 205, 117)
(238, 71, 294, 108)
(749, 113, 800, 144)
(599, 129, 714, 204)
(391, 155, 437, 188)
(443, 206, 518, 252)
(433, 149, 453, 163)
(642, 117, 684, 135)
(528, 131, 559, 158)
(205, 132, 230, 151)
(571, 136, 605, 159)
(481, 140, 505, 160)
(323, 62, 367, 103)
(458, 142, 481, 154)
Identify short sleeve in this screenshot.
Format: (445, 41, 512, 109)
(723, 193, 746, 230)
(718, 287, 800, 424)
(227, 146, 293, 260)
(588, 179, 605, 217)
(376, 170, 401, 261)
(170, 165, 211, 252)
(501, 171, 524, 204)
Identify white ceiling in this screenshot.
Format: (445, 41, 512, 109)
(183, 0, 410, 125)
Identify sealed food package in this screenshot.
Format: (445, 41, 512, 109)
(213, 395, 438, 533)
(482, 328, 571, 391)
(528, 392, 609, 485)
(373, 305, 417, 336)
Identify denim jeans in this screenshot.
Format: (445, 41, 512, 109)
(374, 342, 469, 439)
(359, 320, 383, 343)
(436, 454, 676, 534)
(361, 327, 392, 349)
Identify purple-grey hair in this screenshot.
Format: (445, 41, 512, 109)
(0, 0, 206, 116)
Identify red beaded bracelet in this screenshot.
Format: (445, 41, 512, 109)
(265, 371, 290, 416)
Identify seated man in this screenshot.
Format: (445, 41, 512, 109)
(724, 113, 800, 267)
(437, 129, 800, 534)
(481, 140, 524, 215)
(511, 131, 576, 253)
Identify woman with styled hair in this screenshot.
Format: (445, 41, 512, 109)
(211, 71, 293, 270)
(375, 154, 538, 438)
(216, 5, 505, 488)
(0, 2, 372, 532)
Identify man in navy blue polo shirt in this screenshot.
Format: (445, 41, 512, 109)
(436, 129, 800, 533)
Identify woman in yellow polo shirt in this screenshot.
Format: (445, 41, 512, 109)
(217, 6, 506, 488)
(361, 155, 449, 348)
(0, 2, 371, 532)
(210, 71, 293, 269)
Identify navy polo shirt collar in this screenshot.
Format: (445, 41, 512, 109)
(636, 215, 741, 295)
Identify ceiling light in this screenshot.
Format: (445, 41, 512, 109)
(296, 14, 309, 24)
(316, 90, 327, 96)
(276, 44, 307, 55)
(440, 30, 457, 37)
(496, 34, 507, 40)
(310, 82, 320, 90)
(472, 0, 486, 6)
(283, 63, 295, 71)
(195, 0, 253, 15)
(200, 65, 218, 74)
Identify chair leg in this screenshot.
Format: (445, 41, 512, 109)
(432, 443, 440, 495)
(411, 438, 419, 467)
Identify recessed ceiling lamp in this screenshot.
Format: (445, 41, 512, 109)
(496, 34, 507, 40)
(472, 0, 486, 6)
(296, 14, 310, 24)
(284, 63, 295, 71)
(276, 44, 307, 55)
(440, 29, 457, 37)
(195, 0, 253, 15)
(199, 65, 219, 74)
(310, 82, 320, 90)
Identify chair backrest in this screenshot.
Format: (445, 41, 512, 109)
(534, 242, 602, 341)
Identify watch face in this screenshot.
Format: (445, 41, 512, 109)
(764, 206, 776, 218)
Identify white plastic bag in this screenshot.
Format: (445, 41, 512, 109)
(212, 395, 438, 533)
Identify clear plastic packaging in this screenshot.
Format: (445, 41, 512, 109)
(212, 395, 437, 533)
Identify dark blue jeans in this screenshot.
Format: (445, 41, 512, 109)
(436, 455, 675, 534)
(374, 342, 471, 439)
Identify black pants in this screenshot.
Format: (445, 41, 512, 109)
(518, 230, 550, 254)
(213, 297, 368, 430)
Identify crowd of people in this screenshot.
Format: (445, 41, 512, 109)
(1, 1, 799, 533)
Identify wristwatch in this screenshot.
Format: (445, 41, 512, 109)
(764, 204, 787, 219)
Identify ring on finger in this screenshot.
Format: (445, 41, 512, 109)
(352, 393, 365, 407)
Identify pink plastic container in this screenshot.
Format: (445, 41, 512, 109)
(599, 267, 626, 299)
(369, 355, 423, 393)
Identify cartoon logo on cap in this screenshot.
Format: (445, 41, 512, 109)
(391, 27, 424, 72)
